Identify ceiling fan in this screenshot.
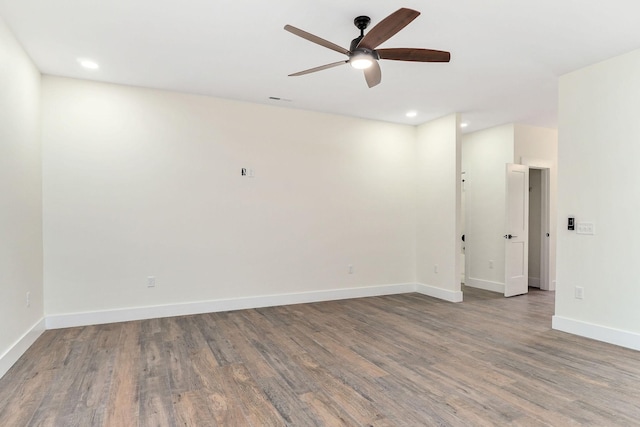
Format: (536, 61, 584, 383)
(284, 8, 451, 88)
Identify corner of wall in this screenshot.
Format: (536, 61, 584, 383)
(0, 14, 45, 380)
(414, 113, 462, 295)
(0, 318, 45, 379)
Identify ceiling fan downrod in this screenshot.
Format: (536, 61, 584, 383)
(350, 16, 370, 51)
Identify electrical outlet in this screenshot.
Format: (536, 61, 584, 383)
(575, 286, 584, 299)
(434, 264, 439, 274)
(489, 260, 494, 269)
(348, 264, 354, 274)
(26, 291, 31, 307)
(147, 276, 156, 288)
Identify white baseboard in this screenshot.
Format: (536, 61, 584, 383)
(416, 283, 463, 303)
(2, 283, 463, 379)
(45, 283, 418, 329)
(552, 315, 640, 352)
(528, 277, 540, 288)
(0, 318, 46, 378)
(465, 277, 505, 294)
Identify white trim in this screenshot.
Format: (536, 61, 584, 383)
(520, 157, 552, 169)
(0, 318, 46, 378)
(416, 283, 463, 302)
(45, 283, 418, 329)
(465, 277, 505, 294)
(539, 169, 551, 290)
(521, 157, 553, 291)
(552, 315, 640, 352)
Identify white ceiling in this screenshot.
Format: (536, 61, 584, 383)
(2, 0, 640, 132)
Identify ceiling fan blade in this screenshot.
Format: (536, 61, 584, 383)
(284, 25, 350, 56)
(377, 48, 451, 62)
(364, 61, 382, 88)
(289, 60, 348, 77)
(357, 8, 420, 50)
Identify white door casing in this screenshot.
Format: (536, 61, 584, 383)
(520, 157, 552, 291)
(504, 164, 529, 297)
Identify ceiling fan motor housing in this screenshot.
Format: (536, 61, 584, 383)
(350, 47, 379, 61)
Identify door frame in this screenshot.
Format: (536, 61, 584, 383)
(521, 157, 552, 291)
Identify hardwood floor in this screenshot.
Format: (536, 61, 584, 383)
(1, 286, 640, 426)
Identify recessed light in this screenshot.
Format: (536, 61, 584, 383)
(77, 58, 99, 70)
(406, 111, 418, 118)
(460, 122, 469, 128)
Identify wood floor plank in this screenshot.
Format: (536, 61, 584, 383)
(308, 330, 389, 378)
(0, 368, 57, 426)
(234, 311, 315, 396)
(172, 390, 219, 427)
(103, 321, 140, 427)
(0, 329, 69, 426)
(139, 376, 176, 427)
(137, 329, 176, 427)
(255, 376, 322, 426)
(293, 352, 387, 426)
(198, 315, 241, 366)
(223, 364, 286, 426)
(299, 391, 360, 427)
(2, 286, 640, 425)
(25, 325, 120, 427)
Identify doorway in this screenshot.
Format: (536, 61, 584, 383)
(460, 172, 466, 284)
(528, 169, 543, 288)
(524, 165, 551, 291)
(461, 156, 554, 296)
(503, 163, 551, 296)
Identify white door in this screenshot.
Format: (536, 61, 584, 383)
(504, 164, 529, 297)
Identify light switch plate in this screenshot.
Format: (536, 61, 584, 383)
(576, 222, 595, 235)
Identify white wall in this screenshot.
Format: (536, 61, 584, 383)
(514, 124, 558, 290)
(0, 16, 44, 377)
(415, 114, 462, 302)
(462, 124, 514, 293)
(555, 48, 640, 350)
(42, 77, 419, 319)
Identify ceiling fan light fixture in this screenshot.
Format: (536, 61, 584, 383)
(350, 51, 374, 69)
(284, 8, 450, 88)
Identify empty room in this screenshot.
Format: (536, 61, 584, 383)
(1, 1, 640, 425)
